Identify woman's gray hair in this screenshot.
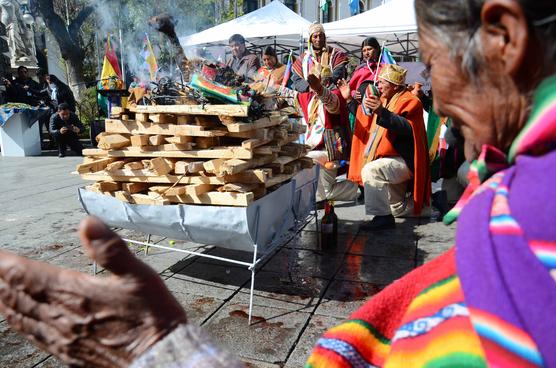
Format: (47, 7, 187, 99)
(415, 0, 556, 81)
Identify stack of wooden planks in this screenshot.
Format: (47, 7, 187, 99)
(77, 104, 312, 207)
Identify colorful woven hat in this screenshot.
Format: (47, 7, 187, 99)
(378, 64, 407, 85)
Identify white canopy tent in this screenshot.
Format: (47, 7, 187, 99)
(323, 0, 419, 58)
(179, 1, 310, 62)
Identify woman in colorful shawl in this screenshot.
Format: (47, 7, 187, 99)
(348, 37, 381, 103)
(250, 46, 286, 94)
(0, 1, 554, 367)
(290, 22, 348, 93)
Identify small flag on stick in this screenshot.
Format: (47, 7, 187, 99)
(141, 34, 158, 81)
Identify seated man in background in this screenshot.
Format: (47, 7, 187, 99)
(49, 102, 84, 157)
(225, 34, 260, 83)
(11, 65, 42, 105)
(351, 64, 430, 230)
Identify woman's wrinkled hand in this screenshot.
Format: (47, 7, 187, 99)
(0, 216, 187, 368)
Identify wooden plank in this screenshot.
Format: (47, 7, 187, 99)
(149, 183, 213, 196)
(241, 138, 272, 149)
(166, 191, 254, 206)
(110, 106, 125, 116)
(103, 147, 253, 159)
(122, 182, 151, 194)
(83, 148, 107, 157)
(225, 115, 286, 133)
(273, 133, 300, 147)
(97, 134, 131, 150)
(174, 125, 227, 137)
(147, 157, 175, 175)
(253, 146, 280, 155)
(125, 143, 194, 152)
(195, 136, 220, 149)
(227, 129, 269, 139)
(174, 160, 192, 174)
(279, 143, 307, 158)
(219, 154, 277, 176)
(283, 160, 302, 175)
(130, 135, 150, 146)
(194, 116, 219, 127)
(80, 172, 227, 185)
(217, 183, 260, 193)
(114, 191, 132, 202)
(187, 161, 205, 173)
(105, 159, 133, 172)
(97, 181, 121, 192)
(148, 135, 166, 145)
(165, 136, 193, 144)
(124, 161, 146, 170)
(136, 113, 149, 122)
(76, 157, 118, 174)
(105, 119, 227, 137)
(203, 158, 227, 174)
(223, 169, 272, 184)
(265, 172, 297, 188)
(131, 193, 170, 205)
(218, 115, 236, 125)
(176, 115, 191, 124)
(150, 114, 176, 124)
(129, 104, 249, 117)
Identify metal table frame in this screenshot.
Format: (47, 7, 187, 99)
(92, 178, 319, 324)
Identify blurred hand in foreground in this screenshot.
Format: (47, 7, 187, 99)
(0, 216, 187, 367)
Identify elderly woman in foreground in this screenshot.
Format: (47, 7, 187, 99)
(0, 0, 555, 367)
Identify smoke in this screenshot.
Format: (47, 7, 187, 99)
(92, 0, 200, 84)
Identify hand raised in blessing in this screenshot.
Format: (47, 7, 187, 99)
(0, 216, 187, 368)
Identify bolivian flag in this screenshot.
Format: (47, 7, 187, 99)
(101, 36, 122, 81)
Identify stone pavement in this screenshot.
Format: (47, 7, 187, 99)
(0, 155, 455, 367)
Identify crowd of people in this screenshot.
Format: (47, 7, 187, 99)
(226, 21, 436, 230)
(0, 0, 555, 366)
(1, 66, 82, 157)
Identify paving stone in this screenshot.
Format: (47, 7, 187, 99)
(232, 271, 327, 312)
(284, 314, 345, 367)
(0, 321, 50, 367)
(169, 291, 226, 325)
(314, 280, 384, 318)
(415, 220, 456, 264)
(33, 356, 65, 367)
(164, 274, 238, 301)
(284, 230, 355, 254)
(204, 303, 311, 363)
(336, 254, 416, 285)
(262, 247, 346, 280)
(348, 221, 417, 260)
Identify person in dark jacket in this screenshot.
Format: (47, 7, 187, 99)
(6, 66, 42, 105)
(47, 74, 77, 112)
(225, 34, 260, 83)
(49, 103, 84, 157)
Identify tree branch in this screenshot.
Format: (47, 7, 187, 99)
(34, 0, 73, 52)
(69, 5, 96, 35)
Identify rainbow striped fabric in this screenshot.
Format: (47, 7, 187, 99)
(306, 75, 556, 367)
(385, 276, 486, 368)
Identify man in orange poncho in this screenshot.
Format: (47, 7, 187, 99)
(347, 64, 430, 230)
